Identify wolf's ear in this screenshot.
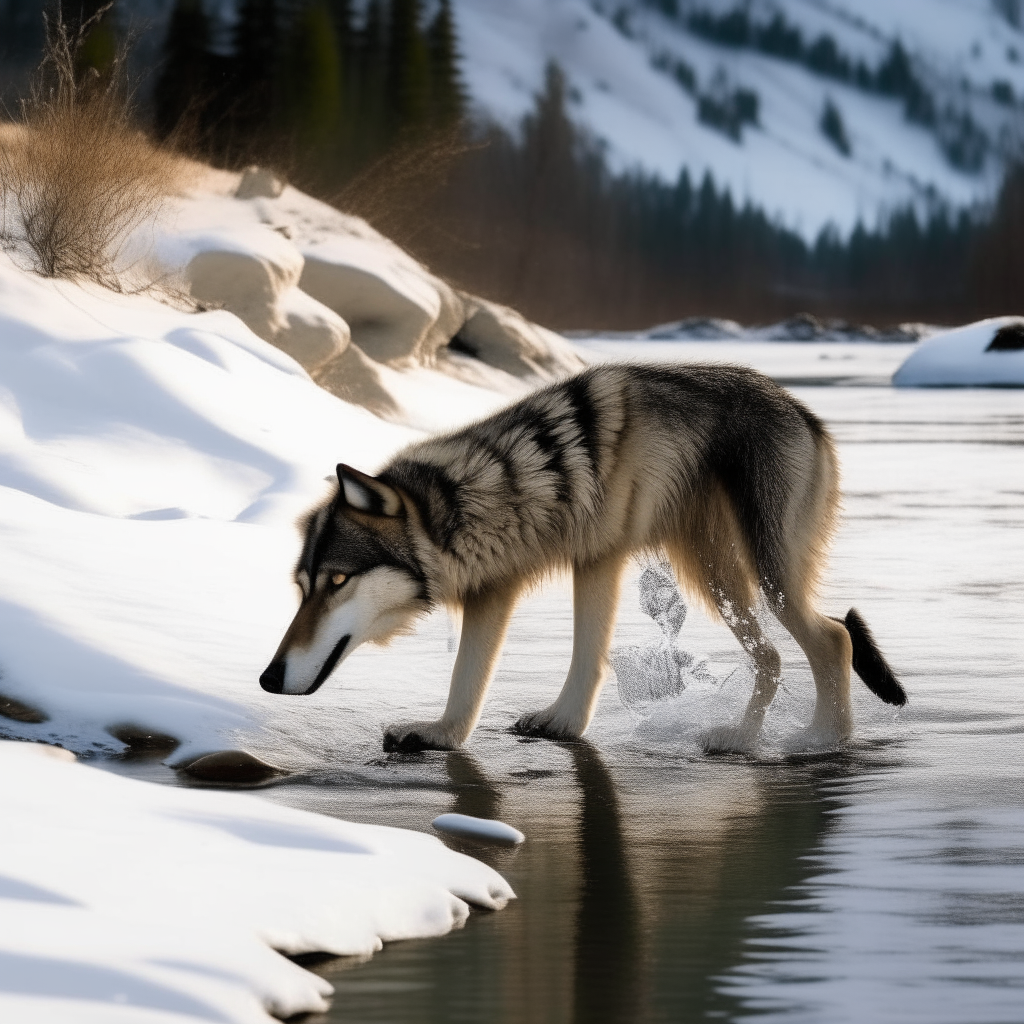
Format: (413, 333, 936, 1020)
(337, 464, 403, 517)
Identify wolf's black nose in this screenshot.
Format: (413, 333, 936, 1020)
(260, 661, 285, 693)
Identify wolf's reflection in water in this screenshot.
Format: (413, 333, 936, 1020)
(565, 741, 641, 1024)
(299, 739, 849, 1024)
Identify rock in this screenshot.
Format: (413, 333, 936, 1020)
(235, 166, 286, 200)
(185, 234, 349, 375)
(175, 750, 287, 786)
(0, 692, 48, 724)
(313, 343, 402, 419)
(186, 229, 303, 342)
(276, 287, 351, 374)
(454, 296, 585, 378)
(300, 235, 463, 364)
(107, 723, 180, 760)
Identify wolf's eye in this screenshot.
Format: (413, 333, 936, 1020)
(331, 573, 348, 587)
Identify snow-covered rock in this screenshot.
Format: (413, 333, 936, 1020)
(457, 295, 584, 377)
(146, 174, 577, 389)
(0, 740, 513, 1023)
(893, 316, 1024, 387)
(299, 233, 465, 365)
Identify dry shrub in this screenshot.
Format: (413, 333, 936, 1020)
(0, 12, 186, 288)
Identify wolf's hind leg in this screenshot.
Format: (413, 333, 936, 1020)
(775, 600, 853, 747)
(383, 585, 520, 752)
(700, 597, 782, 755)
(513, 552, 627, 741)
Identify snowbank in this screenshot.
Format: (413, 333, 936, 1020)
(0, 741, 513, 1023)
(0, 242, 518, 766)
(892, 317, 1024, 387)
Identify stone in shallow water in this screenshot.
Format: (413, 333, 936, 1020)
(0, 692, 48, 723)
(176, 750, 287, 786)
(431, 813, 525, 845)
(107, 723, 180, 760)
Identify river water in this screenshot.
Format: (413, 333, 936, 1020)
(248, 343, 1023, 1023)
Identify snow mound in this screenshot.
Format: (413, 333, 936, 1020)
(893, 317, 1024, 387)
(0, 740, 513, 1023)
(432, 812, 526, 845)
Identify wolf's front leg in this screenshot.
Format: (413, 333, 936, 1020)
(513, 553, 626, 741)
(384, 586, 520, 752)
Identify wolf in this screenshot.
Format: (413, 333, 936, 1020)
(259, 363, 905, 753)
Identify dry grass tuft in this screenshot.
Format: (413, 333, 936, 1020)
(0, 11, 187, 288)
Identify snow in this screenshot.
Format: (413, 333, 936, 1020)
(452, 0, 1022, 235)
(892, 316, 1024, 386)
(0, 170, 539, 1022)
(0, 240, 516, 765)
(578, 335, 917, 386)
(0, 740, 513, 1024)
(431, 813, 526, 845)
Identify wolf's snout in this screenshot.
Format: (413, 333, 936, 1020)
(260, 661, 286, 693)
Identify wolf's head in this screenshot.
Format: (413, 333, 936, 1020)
(259, 464, 431, 695)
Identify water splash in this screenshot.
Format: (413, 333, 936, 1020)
(611, 562, 718, 717)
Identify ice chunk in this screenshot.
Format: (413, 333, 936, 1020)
(432, 813, 526, 845)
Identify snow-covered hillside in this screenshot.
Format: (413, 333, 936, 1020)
(98, 0, 1024, 235)
(454, 0, 1024, 234)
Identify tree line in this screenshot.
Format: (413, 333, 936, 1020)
(154, 0, 463, 183)
(0, 1, 1021, 328)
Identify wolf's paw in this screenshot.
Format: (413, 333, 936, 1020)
(510, 707, 584, 742)
(781, 721, 851, 754)
(699, 723, 758, 755)
(383, 720, 459, 753)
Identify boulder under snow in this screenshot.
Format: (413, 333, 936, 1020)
(148, 170, 582, 413)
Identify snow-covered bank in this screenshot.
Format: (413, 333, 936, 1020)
(893, 316, 1024, 387)
(0, 741, 512, 1024)
(0, 248, 413, 765)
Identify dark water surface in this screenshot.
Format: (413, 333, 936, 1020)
(252, 384, 1024, 1024)
(93, 380, 1002, 1023)
(267, 744, 864, 1024)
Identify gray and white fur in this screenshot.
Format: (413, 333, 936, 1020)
(260, 363, 906, 753)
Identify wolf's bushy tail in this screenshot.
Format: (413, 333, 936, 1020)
(832, 608, 907, 706)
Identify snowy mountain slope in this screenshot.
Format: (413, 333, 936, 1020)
(453, 0, 1024, 234)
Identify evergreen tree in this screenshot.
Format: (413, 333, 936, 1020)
(386, 0, 431, 136)
(283, 2, 343, 157)
(153, 0, 211, 140)
(427, 0, 464, 127)
(232, 0, 282, 139)
(327, 0, 354, 54)
(0, 0, 45, 62)
(60, 0, 119, 82)
(349, 0, 389, 161)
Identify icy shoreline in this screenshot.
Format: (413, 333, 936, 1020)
(0, 741, 513, 1023)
